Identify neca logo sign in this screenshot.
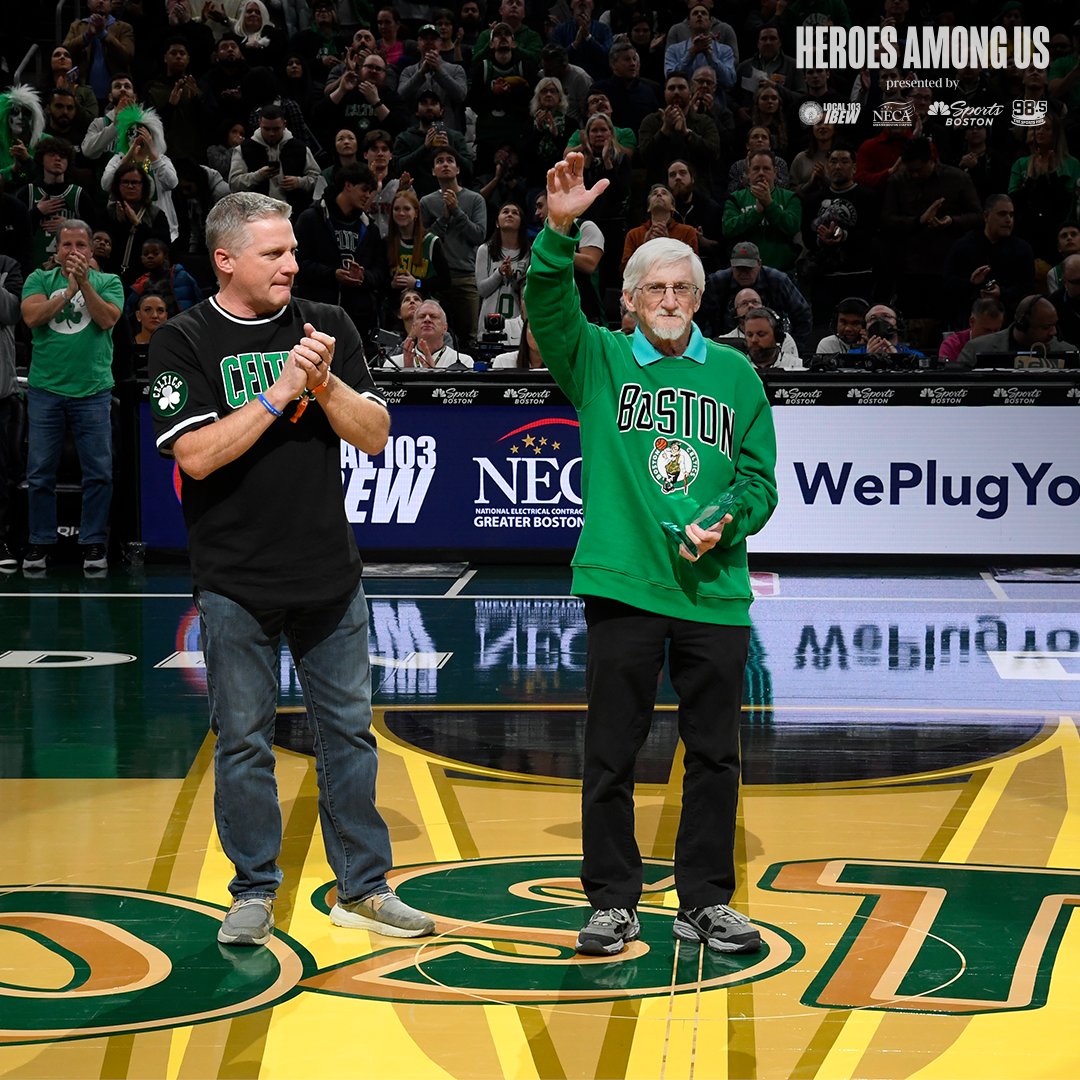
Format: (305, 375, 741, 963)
(873, 100, 914, 126)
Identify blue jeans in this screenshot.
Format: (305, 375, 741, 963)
(26, 386, 113, 545)
(195, 580, 393, 903)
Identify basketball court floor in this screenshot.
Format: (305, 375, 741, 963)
(2, 561, 1079, 1079)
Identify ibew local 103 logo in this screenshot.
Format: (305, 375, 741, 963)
(799, 100, 862, 127)
(925, 99, 1005, 127)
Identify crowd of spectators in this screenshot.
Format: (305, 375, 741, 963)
(1, 0, 1078, 373)
(0, 1, 1077, 406)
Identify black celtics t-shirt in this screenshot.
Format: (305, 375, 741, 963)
(148, 296, 386, 609)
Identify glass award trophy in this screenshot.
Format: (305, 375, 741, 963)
(661, 478, 752, 557)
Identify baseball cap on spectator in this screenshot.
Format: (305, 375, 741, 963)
(730, 242, 761, 267)
(418, 24, 440, 37)
(418, 89, 442, 103)
(312, 0, 336, 10)
(491, 22, 514, 36)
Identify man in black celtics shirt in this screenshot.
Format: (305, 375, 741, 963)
(148, 192, 434, 947)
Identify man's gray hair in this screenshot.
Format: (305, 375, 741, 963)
(57, 218, 93, 242)
(416, 298, 447, 318)
(205, 192, 291, 258)
(742, 306, 782, 339)
(608, 40, 636, 65)
(622, 238, 705, 296)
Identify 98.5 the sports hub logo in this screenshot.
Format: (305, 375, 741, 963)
(1012, 99, 1047, 126)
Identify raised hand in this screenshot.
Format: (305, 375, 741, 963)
(545, 152, 609, 232)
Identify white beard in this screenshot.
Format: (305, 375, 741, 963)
(645, 312, 690, 341)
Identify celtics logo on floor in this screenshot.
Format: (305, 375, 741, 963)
(0, 886, 311, 1046)
(0, 863, 796, 1043)
(304, 856, 799, 1005)
(4, 856, 1076, 1038)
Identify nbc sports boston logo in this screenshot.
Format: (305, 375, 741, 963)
(925, 100, 1005, 127)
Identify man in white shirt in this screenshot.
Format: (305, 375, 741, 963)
(716, 287, 802, 368)
(391, 299, 475, 368)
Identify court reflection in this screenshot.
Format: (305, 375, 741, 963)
(379, 705, 1043, 784)
(2, 596, 133, 779)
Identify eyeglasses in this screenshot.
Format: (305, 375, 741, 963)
(635, 282, 699, 299)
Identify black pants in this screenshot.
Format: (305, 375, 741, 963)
(581, 596, 750, 911)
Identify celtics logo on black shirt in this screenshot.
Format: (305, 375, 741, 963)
(151, 371, 189, 417)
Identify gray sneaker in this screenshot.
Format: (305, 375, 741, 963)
(575, 907, 640, 955)
(330, 889, 435, 938)
(217, 896, 274, 946)
(672, 904, 762, 954)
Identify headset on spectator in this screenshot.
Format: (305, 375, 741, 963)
(1012, 294, 1040, 333)
(743, 306, 786, 347)
(832, 296, 869, 332)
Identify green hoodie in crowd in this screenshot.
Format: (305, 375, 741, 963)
(524, 225, 778, 626)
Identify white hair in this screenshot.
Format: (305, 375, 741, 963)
(234, 0, 273, 41)
(415, 298, 447, 320)
(622, 238, 705, 296)
(529, 77, 568, 117)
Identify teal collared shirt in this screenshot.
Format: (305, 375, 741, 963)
(630, 323, 708, 367)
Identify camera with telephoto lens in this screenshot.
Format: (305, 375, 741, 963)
(866, 317, 895, 341)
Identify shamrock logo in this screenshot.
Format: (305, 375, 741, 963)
(150, 372, 188, 417)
